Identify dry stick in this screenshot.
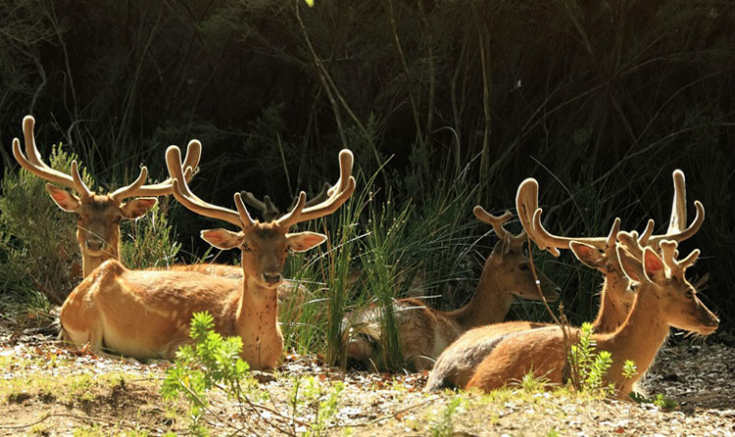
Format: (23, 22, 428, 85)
(525, 236, 577, 389)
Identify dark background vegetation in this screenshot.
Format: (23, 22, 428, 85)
(1, 0, 733, 336)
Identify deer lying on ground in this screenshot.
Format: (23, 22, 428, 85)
(426, 171, 702, 390)
(464, 232, 718, 398)
(12, 116, 308, 306)
(342, 207, 559, 371)
(59, 146, 355, 369)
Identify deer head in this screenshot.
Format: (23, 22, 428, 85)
(12, 115, 201, 276)
(166, 146, 355, 289)
(616, 232, 719, 335)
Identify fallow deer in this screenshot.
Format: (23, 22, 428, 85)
(58, 146, 355, 369)
(12, 115, 201, 278)
(426, 171, 702, 390)
(342, 208, 559, 371)
(464, 232, 718, 399)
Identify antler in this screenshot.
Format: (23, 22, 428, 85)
(473, 207, 514, 240)
(111, 139, 201, 201)
(276, 149, 356, 229)
(242, 182, 333, 223)
(166, 145, 247, 229)
(668, 169, 686, 233)
(13, 115, 200, 202)
(13, 115, 93, 198)
(516, 174, 704, 257)
(515, 178, 611, 256)
(618, 231, 699, 279)
(241, 192, 281, 222)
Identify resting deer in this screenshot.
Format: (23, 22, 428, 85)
(12, 116, 306, 308)
(464, 232, 718, 398)
(12, 115, 200, 278)
(342, 208, 559, 371)
(59, 146, 355, 369)
(426, 171, 702, 390)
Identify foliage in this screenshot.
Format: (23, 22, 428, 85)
(430, 395, 466, 437)
(567, 322, 616, 396)
(161, 312, 346, 436)
(0, 145, 91, 309)
(120, 198, 181, 270)
(1, 0, 733, 340)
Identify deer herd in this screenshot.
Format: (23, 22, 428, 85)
(10, 115, 718, 400)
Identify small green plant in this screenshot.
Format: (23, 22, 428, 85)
(161, 312, 258, 436)
(290, 376, 345, 437)
(162, 312, 347, 436)
(429, 395, 465, 437)
(519, 369, 550, 393)
(630, 392, 678, 411)
(622, 359, 638, 380)
(567, 322, 615, 396)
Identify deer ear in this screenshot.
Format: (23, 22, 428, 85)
(45, 184, 81, 212)
(642, 247, 665, 282)
(201, 228, 242, 250)
(616, 245, 644, 283)
(287, 232, 327, 253)
(120, 197, 157, 219)
(570, 241, 605, 270)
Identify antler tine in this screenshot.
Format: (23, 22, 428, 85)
(12, 116, 92, 196)
(606, 217, 622, 248)
(111, 139, 202, 200)
(276, 149, 356, 229)
(305, 182, 332, 208)
(668, 169, 687, 233)
(638, 219, 655, 245)
(241, 191, 267, 212)
(233, 193, 256, 228)
(644, 200, 705, 249)
(327, 149, 354, 197)
(109, 166, 149, 201)
(473, 206, 512, 240)
(165, 145, 243, 228)
(515, 178, 539, 237)
(659, 240, 678, 272)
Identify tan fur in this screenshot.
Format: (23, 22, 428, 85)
(464, 243, 718, 398)
(343, 217, 559, 371)
(60, 146, 355, 370)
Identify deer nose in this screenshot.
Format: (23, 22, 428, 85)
(262, 273, 283, 285)
(85, 237, 106, 251)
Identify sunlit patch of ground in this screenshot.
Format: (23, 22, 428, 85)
(1, 329, 733, 436)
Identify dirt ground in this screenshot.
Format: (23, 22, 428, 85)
(1, 328, 733, 436)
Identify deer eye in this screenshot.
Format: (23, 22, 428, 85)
(241, 242, 252, 252)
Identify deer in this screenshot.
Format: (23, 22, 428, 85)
(11, 116, 302, 307)
(342, 207, 560, 372)
(426, 170, 703, 390)
(463, 231, 718, 399)
(12, 115, 201, 279)
(58, 146, 355, 369)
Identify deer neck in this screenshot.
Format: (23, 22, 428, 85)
(591, 273, 631, 333)
(444, 264, 514, 330)
(235, 275, 283, 370)
(79, 225, 121, 277)
(595, 284, 669, 391)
